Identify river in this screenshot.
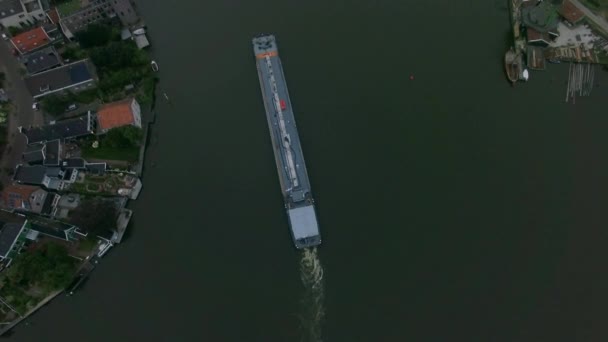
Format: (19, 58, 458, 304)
(11, 0, 608, 341)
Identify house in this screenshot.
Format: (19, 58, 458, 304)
(24, 59, 97, 99)
(0, 0, 46, 29)
(1, 184, 38, 210)
(0, 210, 28, 265)
(559, 0, 585, 26)
(57, 0, 139, 39)
(23, 213, 84, 241)
(1, 184, 60, 216)
(20, 111, 96, 144)
(13, 164, 52, 188)
(526, 28, 552, 47)
(43, 139, 61, 166)
(22, 139, 61, 165)
(22, 142, 45, 164)
(97, 98, 142, 133)
(521, 1, 559, 34)
(10, 26, 51, 55)
(21, 46, 62, 75)
(13, 164, 75, 190)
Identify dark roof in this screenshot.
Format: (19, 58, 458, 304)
(13, 165, 47, 185)
(0, 0, 24, 20)
(85, 162, 106, 174)
(61, 158, 85, 169)
(522, 1, 559, 33)
(24, 60, 95, 98)
(0, 223, 24, 258)
(23, 143, 45, 164)
(0, 211, 26, 258)
(40, 193, 56, 215)
(43, 139, 60, 166)
(22, 46, 62, 75)
(21, 112, 95, 144)
(45, 167, 61, 178)
(26, 214, 72, 240)
(62, 168, 74, 180)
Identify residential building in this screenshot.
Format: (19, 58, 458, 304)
(1, 184, 38, 210)
(13, 164, 76, 190)
(97, 97, 142, 133)
(20, 112, 96, 144)
(10, 26, 51, 55)
(526, 28, 552, 47)
(0, 0, 46, 29)
(22, 139, 61, 165)
(57, 0, 139, 39)
(521, 1, 559, 34)
(1, 184, 59, 216)
(24, 59, 97, 99)
(23, 213, 85, 241)
(21, 46, 62, 75)
(559, 0, 585, 26)
(0, 210, 28, 265)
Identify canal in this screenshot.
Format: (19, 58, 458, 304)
(13, 0, 608, 341)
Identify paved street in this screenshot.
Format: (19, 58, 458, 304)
(0, 33, 43, 185)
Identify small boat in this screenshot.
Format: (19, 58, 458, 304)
(504, 47, 522, 84)
(133, 28, 146, 35)
(151, 60, 159, 72)
(522, 69, 529, 81)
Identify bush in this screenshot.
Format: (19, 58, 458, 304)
(75, 24, 119, 49)
(5, 243, 77, 292)
(69, 198, 117, 236)
(105, 126, 143, 148)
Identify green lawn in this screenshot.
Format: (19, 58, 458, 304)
(81, 144, 139, 162)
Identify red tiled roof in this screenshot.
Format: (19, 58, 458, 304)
(2, 184, 39, 209)
(527, 28, 550, 43)
(47, 8, 60, 24)
(560, 0, 585, 24)
(10, 27, 50, 54)
(97, 98, 136, 130)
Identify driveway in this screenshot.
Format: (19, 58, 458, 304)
(0, 35, 43, 185)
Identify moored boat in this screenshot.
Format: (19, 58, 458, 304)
(505, 47, 521, 84)
(151, 60, 159, 72)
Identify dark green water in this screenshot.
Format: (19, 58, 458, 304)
(13, 0, 608, 341)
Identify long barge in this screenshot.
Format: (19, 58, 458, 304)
(253, 34, 321, 249)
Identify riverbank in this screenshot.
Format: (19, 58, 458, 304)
(507, 0, 608, 86)
(0, 0, 160, 335)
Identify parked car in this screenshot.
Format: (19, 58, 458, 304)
(32, 102, 39, 110)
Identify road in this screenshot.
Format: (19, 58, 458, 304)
(569, 0, 608, 36)
(0, 34, 43, 185)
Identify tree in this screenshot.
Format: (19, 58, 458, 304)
(104, 126, 143, 148)
(69, 198, 117, 236)
(74, 24, 117, 49)
(41, 94, 71, 116)
(6, 243, 76, 291)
